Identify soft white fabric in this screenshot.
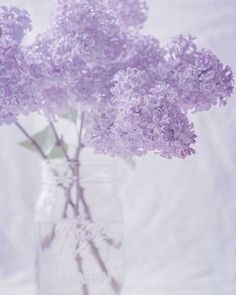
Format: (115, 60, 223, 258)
(0, 1, 236, 294)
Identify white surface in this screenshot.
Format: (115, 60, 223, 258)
(0, 0, 236, 294)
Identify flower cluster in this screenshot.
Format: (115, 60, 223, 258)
(24, 0, 135, 110)
(163, 35, 234, 112)
(85, 69, 197, 158)
(105, 0, 148, 29)
(0, 2, 234, 159)
(24, 33, 72, 116)
(85, 34, 234, 158)
(0, 6, 32, 42)
(124, 34, 166, 71)
(0, 34, 40, 125)
(53, 0, 126, 64)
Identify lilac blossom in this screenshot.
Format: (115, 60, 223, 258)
(164, 35, 234, 112)
(105, 0, 148, 29)
(0, 2, 234, 159)
(85, 69, 197, 159)
(0, 35, 40, 125)
(0, 6, 32, 42)
(0, 7, 37, 124)
(24, 0, 129, 109)
(25, 33, 72, 116)
(53, 0, 127, 64)
(126, 34, 166, 70)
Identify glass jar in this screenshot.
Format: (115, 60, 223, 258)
(35, 151, 124, 295)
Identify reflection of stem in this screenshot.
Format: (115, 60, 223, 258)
(75, 254, 89, 295)
(77, 191, 121, 292)
(88, 241, 121, 293)
(41, 225, 56, 250)
(80, 188, 121, 248)
(62, 184, 73, 218)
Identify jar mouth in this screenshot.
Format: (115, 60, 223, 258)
(41, 153, 115, 170)
(41, 158, 79, 168)
(41, 154, 117, 185)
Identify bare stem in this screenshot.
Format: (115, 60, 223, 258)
(15, 122, 48, 160)
(49, 121, 71, 161)
(16, 121, 76, 215)
(74, 112, 85, 215)
(75, 112, 85, 159)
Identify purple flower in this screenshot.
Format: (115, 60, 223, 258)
(164, 35, 234, 112)
(0, 6, 32, 42)
(53, 0, 126, 64)
(105, 0, 148, 29)
(0, 3, 234, 159)
(85, 69, 197, 159)
(124, 34, 166, 70)
(0, 34, 40, 125)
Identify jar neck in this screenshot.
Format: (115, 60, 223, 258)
(37, 152, 122, 222)
(41, 159, 77, 188)
(41, 153, 116, 189)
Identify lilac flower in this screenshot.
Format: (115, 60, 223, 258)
(0, 7, 38, 124)
(0, 34, 40, 125)
(0, 6, 68, 123)
(0, 3, 234, 159)
(85, 69, 197, 159)
(0, 6, 32, 42)
(25, 33, 72, 116)
(105, 0, 148, 29)
(53, 0, 126, 64)
(26, 31, 112, 110)
(24, 0, 132, 109)
(121, 34, 166, 71)
(164, 35, 234, 112)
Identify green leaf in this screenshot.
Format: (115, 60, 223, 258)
(122, 157, 136, 169)
(20, 140, 37, 152)
(19, 126, 54, 154)
(62, 108, 78, 123)
(47, 144, 68, 159)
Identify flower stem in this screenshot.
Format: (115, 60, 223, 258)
(15, 122, 48, 160)
(74, 112, 85, 215)
(15, 121, 76, 214)
(16, 118, 120, 293)
(49, 121, 71, 161)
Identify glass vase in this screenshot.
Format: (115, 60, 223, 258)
(35, 151, 124, 295)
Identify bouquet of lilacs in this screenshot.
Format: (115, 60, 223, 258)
(0, 1, 233, 160)
(0, 1, 234, 294)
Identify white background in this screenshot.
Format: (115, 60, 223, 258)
(0, 0, 236, 294)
